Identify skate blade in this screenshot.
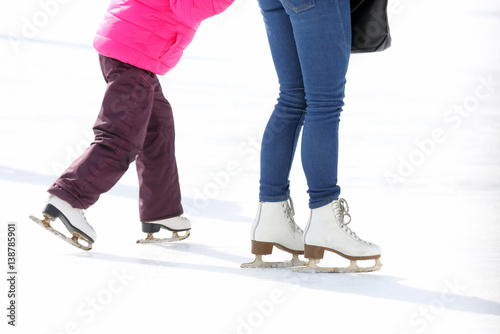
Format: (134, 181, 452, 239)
(136, 231, 190, 244)
(29, 215, 92, 251)
(293, 258, 382, 273)
(241, 254, 306, 269)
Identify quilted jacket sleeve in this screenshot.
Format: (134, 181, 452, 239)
(170, 0, 234, 23)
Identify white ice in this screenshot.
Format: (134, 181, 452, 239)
(1, 0, 499, 333)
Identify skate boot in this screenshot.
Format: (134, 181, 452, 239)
(241, 198, 305, 268)
(29, 195, 97, 251)
(137, 216, 191, 243)
(296, 198, 382, 273)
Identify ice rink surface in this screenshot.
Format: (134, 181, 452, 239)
(1, 0, 499, 333)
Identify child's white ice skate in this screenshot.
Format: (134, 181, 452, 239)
(241, 199, 305, 268)
(137, 216, 191, 243)
(29, 195, 97, 251)
(296, 198, 382, 273)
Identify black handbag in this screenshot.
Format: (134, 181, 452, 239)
(350, 0, 391, 53)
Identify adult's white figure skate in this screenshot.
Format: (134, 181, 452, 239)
(29, 195, 97, 251)
(241, 199, 305, 268)
(296, 198, 382, 273)
(137, 216, 191, 244)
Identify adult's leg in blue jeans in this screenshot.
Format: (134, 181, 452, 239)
(258, 0, 307, 203)
(258, 0, 351, 208)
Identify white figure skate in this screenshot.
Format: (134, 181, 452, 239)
(137, 216, 191, 244)
(29, 195, 97, 251)
(241, 199, 305, 268)
(296, 198, 382, 273)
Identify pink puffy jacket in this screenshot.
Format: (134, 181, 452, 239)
(94, 0, 234, 75)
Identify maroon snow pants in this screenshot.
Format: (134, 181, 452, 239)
(48, 55, 183, 222)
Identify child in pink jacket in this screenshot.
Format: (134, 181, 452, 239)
(31, 0, 234, 250)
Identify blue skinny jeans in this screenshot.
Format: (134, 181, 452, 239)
(257, 0, 351, 208)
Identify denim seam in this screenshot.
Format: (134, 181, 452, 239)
(282, 0, 315, 13)
(264, 113, 304, 202)
(335, 0, 350, 59)
(287, 112, 305, 182)
(259, 195, 290, 202)
(310, 196, 338, 209)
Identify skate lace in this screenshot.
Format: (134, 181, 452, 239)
(333, 199, 367, 243)
(283, 198, 303, 234)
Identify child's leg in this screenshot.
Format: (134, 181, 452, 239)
(135, 84, 183, 222)
(48, 55, 157, 209)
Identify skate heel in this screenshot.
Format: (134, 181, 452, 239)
(42, 203, 62, 221)
(241, 240, 306, 269)
(304, 244, 325, 259)
(142, 222, 162, 233)
(251, 240, 274, 255)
